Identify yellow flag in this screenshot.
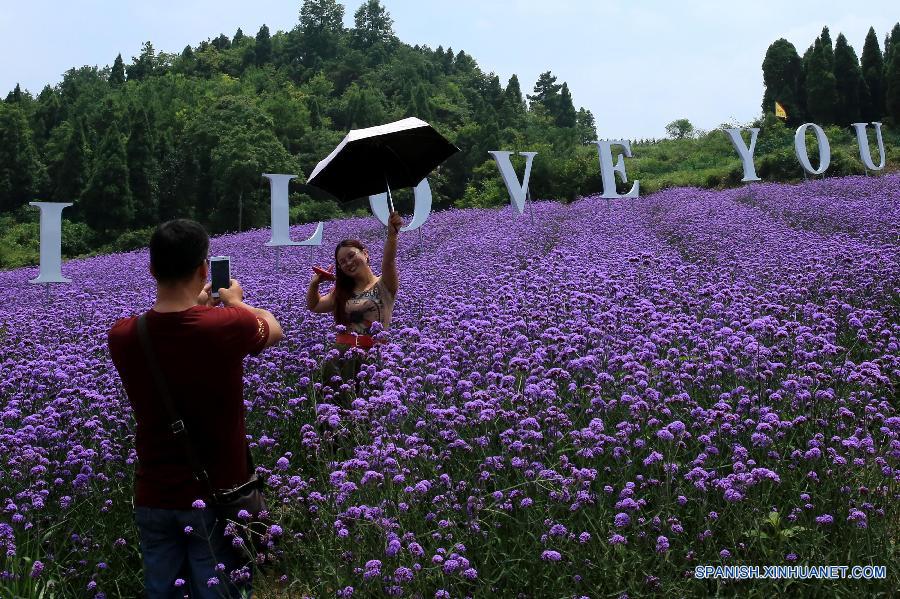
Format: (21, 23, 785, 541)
(775, 101, 787, 119)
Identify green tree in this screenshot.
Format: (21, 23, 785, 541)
(575, 108, 597, 144)
(352, 0, 394, 49)
(52, 120, 89, 204)
(478, 74, 502, 111)
(884, 23, 900, 119)
(665, 118, 694, 139)
(499, 74, 525, 128)
(299, 0, 346, 67)
(886, 42, 900, 123)
(211, 34, 231, 51)
(127, 42, 158, 81)
(127, 109, 159, 223)
(528, 71, 562, 116)
(556, 82, 577, 128)
(81, 126, 133, 236)
(260, 87, 311, 154)
(255, 25, 272, 65)
(302, 72, 335, 130)
(308, 96, 324, 128)
(174, 45, 197, 75)
(5, 83, 23, 104)
(32, 85, 61, 144)
(819, 26, 834, 70)
(861, 27, 885, 120)
(300, 0, 345, 32)
(890, 23, 900, 55)
(209, 126, 298, 231)
(407, 83, 432, 120)
(164, 136, 201, 222)
(0, 104, 44, 211)
(110, 54, 126, 86)
(342, 83, 386, 128)
(761, 38, 805, 124)
(833, 33, 865, 124)
(805, 37, 839, 124)
(233, 28, 245, 45)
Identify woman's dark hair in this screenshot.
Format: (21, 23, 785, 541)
(150, 219, 209, 283)
(333, 239, 367, 325)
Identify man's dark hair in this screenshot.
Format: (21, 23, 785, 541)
(149, 219, 209, 283)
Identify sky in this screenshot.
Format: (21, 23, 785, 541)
(1, 0, 898, 139)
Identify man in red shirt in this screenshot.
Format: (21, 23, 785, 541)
(109, 219, 282, 598)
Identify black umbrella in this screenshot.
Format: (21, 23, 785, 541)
(307, 117, 459, 212)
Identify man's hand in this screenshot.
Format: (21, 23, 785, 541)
(197, 283, 221, 307)
(388, 211, 403, 236)
(218, 279, 244, 307)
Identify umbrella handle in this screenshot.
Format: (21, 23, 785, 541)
(384, 174, 396, 215)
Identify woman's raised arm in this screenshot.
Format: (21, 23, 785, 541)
(381, 212, 403, 297)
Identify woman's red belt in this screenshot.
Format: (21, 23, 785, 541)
(335, 333, 383, 348)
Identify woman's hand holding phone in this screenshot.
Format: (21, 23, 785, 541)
(312, 265, 336, 283)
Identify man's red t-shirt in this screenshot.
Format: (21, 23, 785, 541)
(108, 305, 269, 509)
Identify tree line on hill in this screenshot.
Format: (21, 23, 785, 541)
(0, 0, 598, 260)
(762, 23, 900, 126)
(0, 6, 898, 269)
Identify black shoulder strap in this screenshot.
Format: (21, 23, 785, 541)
(136, 313, 212, 489)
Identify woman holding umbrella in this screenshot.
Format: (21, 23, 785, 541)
(307, 211, 404, 349)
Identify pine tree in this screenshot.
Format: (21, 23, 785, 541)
(761, 38, 805, 124)
(556, 82, 577, 127)
(81, 126, 133, 236)
(886, 41, 900, 123)
(482, 74, 503, 110)
(5, 83, 23, 104)
(233, 28, 245, 45)
(499, 74, 525, 128)
(820, 26, 834, 70)
(439, 47, 454, 73)
(110, 54, 126, 86)
(861, 27, 885, 120)
(528, 71, 562, 116)
(255, 25, 272, 65)
(805, 37, 839, 124)
(833, 33, 865, 124)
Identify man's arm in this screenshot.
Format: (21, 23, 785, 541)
(218, 279, 283, 349)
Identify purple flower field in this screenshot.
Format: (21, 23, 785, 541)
(1, 174, 899, 597)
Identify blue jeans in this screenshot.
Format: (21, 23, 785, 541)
(134, 506, 251, 598)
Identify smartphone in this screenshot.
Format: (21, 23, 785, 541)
(209, 256, 231, 298)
